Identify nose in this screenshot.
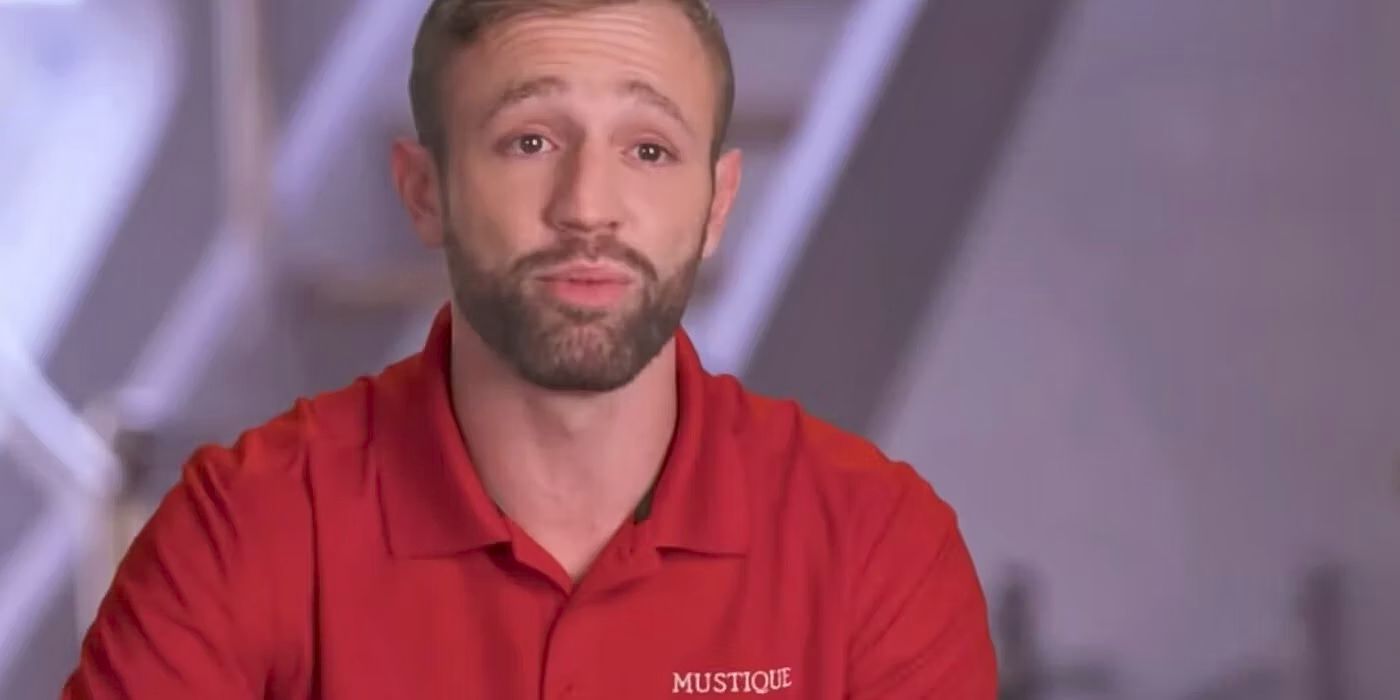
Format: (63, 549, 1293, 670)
(546, 140, 624, 237)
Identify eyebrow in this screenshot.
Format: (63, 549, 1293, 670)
(481, 75, 569, 126)
(479, 75, 694, 136)
(619, 79, 694, 136)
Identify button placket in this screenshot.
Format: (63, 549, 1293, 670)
(542, 599, 586, 700)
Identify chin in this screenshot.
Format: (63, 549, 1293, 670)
(547, 324, 626, 362)
(520, 357, 639, 393)
(515, 326, 638, 392)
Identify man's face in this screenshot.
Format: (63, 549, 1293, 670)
(428, 3, 739, 392)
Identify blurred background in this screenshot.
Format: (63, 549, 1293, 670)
(2, 0, 1398, 697)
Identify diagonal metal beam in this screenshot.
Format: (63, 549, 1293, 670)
(118, 0, 424, 429)
(0, 507, 75, 687)
(742, 0, 1077, 434)
(685, 0, 929, 375)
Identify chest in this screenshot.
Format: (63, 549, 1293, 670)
(312, 549, 847, 699)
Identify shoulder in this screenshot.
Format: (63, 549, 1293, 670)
(149, 373, 383, 608)
(709, 373, 956, 534)
(107, 375, 384, 685)
(172, 368, 387, 533)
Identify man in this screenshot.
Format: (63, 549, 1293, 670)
(64, 0, 996, 697)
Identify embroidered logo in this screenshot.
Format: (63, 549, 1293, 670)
(672, 668, 794, 695)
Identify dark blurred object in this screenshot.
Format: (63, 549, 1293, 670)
(1300, 563, 1348, 700)
(1181, 563, 1351, 700)
(995, 566, 1117, 700)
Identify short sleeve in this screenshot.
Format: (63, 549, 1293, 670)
(845, 468, 997, 698)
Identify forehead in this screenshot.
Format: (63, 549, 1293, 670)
(446, 4, 717, 121)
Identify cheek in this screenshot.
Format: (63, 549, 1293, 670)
(458, 155, 550, 214)
(448, 164, 553, 260)
(621, 168, 713, 245)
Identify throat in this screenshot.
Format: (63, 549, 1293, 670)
(502, 470, 660, 582)
(525, 521, 626, 583)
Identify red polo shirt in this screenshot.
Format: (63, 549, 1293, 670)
(64, 309, 996, 699)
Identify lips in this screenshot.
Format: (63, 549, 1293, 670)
(533, 261, 636, 308)
(536, 263, 634, 285)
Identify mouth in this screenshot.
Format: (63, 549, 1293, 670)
(537, 262, 634, 285)
(534, 262, 636, 307)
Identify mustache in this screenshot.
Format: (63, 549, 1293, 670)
(510, 235, 659, 283)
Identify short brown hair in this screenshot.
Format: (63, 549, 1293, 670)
(409, 0, 735, 162)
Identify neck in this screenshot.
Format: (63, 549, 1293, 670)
(447, 306, 678, 576)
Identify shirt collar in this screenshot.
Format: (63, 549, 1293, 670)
(373, 305, 750, 559)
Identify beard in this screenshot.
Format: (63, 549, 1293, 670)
(443, 222, 706, 393)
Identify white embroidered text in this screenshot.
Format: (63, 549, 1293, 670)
(672, 668, 794, 695)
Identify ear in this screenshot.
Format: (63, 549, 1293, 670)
(391, 137, 447, 248)
(700, 147, 743, 260)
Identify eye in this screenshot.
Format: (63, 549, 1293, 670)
(634, 142, 672, 164)
(510, 133, 554, 156)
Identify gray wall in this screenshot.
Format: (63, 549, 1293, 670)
(876, 1, 1400, 698)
